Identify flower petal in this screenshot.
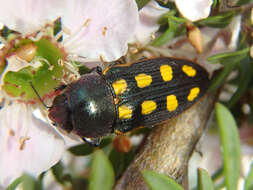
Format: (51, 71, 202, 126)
(0, 103, 65, 187)
(0, 0, 62, 34)
(175, 0, 213, 22)
(131, 0, 169, 44)
(61, 0, 139, 61)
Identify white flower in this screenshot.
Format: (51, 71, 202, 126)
(0, 0, 169, 187)
(0, 0, 139, 62)
(0, 103, 65, 187)
(130, 0, 169, 44)
(175, 0, 213, 22)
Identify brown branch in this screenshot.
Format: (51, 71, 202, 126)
(114, 92, 218, 190)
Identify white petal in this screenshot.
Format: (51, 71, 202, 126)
(175, 0, 213, 21)
(61, 0, 139, 61)
(131, 0, 169, 44)
(0, 0, 62, 34)
(0, 103, 65, 187)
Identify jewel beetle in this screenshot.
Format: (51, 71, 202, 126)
(48, 57, 210, 146)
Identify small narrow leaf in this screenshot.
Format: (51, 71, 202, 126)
(6, 176, 24, 190)
(207, 48, 250, 64)
(244, 162, 253, 190)
(226, 56, 253, 108)
(216, 103, 241, 190)
(68, 144, 95, 156)
(197, 168, 214, 190)
(22, 174, 41, 190)
(88, 149, 115, 190)
(135, 0, 151, 10)
(51, 161, 72, 185)
(142, 170, 184, 190)
(208, 61, 237, 91)
(109, 149, 125, 178)
(152, 16, 185, 46)
(197, 11, 235, 28)
(68, 138, 111, 156)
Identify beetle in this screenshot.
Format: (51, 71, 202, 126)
(48, 57, 210, 146)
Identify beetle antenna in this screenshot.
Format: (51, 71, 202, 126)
(29, 82, 52, 109)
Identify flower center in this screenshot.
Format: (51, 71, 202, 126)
(0, 37, 66, 102)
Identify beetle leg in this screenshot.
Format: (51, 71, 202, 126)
(54, 84, 67, 91)
(82, 137, 101, 147)
(89, 66, 102, 74)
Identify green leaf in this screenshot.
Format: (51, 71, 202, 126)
(51, 161, 71, 185)
(88, 149, 115, 190)
(226, 55, 253, 108)
(109, 149, 125, 178)
(6, 176, 24, 190)
(68, 138, 111, 156)
(135, 0, 151, 10)
(212, 0, 218, 8)
(207, 48, 250, 64)
(197, 11, 235, 28)
(152, 17, 185, 46)
(22, 174, 42, 190)
(142, 170, 184, 190)
(208, 47, 250, 92)
(215, 103, 240, 190)
(197, 168, 214, 190)
(244, 162, 253, 190)
(236, 0, 253, 6)
(69, 144, 95, 156)
(208, 61, 237, 91)
(211, 167, 223, 182)
(71, 177, 89, 190)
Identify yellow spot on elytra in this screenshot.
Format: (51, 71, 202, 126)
(118, 105, 132, 119)
(167, 95, 178, 111)
(141, 100, 157, 115)
(135, 73, 152, 88)
(112, 79, 127, 95)
(160, 65, 173, 81)
(102, 27, 107, 36)
(188, 87, 200, 101)
(182, 65, 196, 77)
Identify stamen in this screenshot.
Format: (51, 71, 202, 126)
(0, 36, 8, 46)
(64, 60, 79, 76)
(62, 18, 91, 48)
(129, 47, 139, 54)
(151, 33, 156, 40)
(99, 55, 105, 64)
(62, 27, 71, 35)
(54, 30, 64, 42)
(83, 18, 91, 27)
(29, 31, 44, 42)
(102, 27, 107, 36)
(8, 129, 15, 136)
(48, 65, 54, 71)
(58, 59, 64, 67)
(19, 136, 30, 150)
